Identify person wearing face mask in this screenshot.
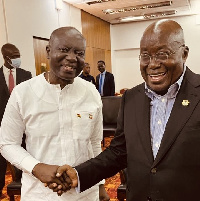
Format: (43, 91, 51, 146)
(0, 43, 32, 198)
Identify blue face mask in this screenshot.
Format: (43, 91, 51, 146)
(8, 57, 21, 68)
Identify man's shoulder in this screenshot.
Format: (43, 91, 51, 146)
(88, 74, 94, 79)
(105, 71, 114, 77)
(14, 74, 42, 93)
(17, 68, 32, 74)
(125, 83, 145, 96)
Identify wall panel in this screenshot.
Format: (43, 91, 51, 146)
(81, 11, 111, 79)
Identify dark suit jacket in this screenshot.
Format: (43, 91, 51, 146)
(0, 66, 32, 125)
(96, 71, 115, 96)
(76, 67, 200, 201)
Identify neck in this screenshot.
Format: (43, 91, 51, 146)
(83, 72, 89, 76)
(46, 71, 74, 89)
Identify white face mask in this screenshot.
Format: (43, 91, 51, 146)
(8, 57, 21, 68)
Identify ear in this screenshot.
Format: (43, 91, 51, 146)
(46, 45, 50, 59)
(182, 46, 189, 62)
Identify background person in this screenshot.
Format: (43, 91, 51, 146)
(0, 27, 109, 201)
(50, 19, 200, 201)
(0, 43, 32, 198)
(96, 60, 115, 96)
(79, 62, 95, 85)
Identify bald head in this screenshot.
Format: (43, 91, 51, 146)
(1, 43, 20, 57)
(141, 19, 185, 48)
(49, 27, 85, 46)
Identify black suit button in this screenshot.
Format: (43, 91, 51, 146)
(151, 168, 157, 174)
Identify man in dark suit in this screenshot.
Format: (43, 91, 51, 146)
(96, 60, 115, 96)
(47, 19, 200, 200)
(0, 43, 32, 198)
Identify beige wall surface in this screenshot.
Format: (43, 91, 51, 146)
(111, 15, 200, 93)
(0, 0, 81, 76)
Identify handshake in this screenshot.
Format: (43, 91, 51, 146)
(32, 163, 78, 196)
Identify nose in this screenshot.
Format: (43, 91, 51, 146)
(148, 56, 160, 70)
(65, 51, 77, 62)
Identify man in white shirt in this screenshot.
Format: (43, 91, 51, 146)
(0, 27, 109, 201)
(0, 43, 32, 198)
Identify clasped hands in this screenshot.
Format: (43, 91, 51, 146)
(32, 163, 77, 196)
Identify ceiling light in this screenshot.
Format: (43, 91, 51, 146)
(117, 10, 177, 23)
(119, 16, 144, 22)
(87, 0, 116, 5)
(144, 10, 177, 19)
(63, 0, 96, 4)
(103, 1, 172, 14)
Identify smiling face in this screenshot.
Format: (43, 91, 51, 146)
(140, 20, 189, 95)
(97, 61, 106, 73)
(46, 27, 86, 86)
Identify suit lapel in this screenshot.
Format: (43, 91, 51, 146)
(135, 85, 154, 164)
(153, 69, 200, 167)
(0, 67, 9, 96)
(16, 68, 21, 85)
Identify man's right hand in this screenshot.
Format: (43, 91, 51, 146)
(46, 164, 78, 196)
(32, 163, 71, 194)
(56, 164, 78, 188)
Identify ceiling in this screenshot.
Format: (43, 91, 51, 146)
(63, 0, 200, 24)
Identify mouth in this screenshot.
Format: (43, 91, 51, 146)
(62, 64, 77, 73)
(148, 72, 167, 82)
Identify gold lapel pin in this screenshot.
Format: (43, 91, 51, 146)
(77, 113, 81, 118)
(182, 100, 190, 106)
(89, 114, 93, 119)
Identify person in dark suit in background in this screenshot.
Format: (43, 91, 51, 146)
(0, 43, 32, 198)
(79, 62, 95, 85)
(46, 19, 200, 201)
(96, 60, 115, 96)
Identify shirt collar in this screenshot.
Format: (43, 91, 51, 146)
(3, 65, 16, 73)
(145, 64, 186, 100)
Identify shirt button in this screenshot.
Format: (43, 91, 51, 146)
(151, 168, 157, 174)
(147, 197, 152, 201)
(157, 120, 162, 124)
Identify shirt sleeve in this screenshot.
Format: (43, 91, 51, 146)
(0, 89, 40, 174)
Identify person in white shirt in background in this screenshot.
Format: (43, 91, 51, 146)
(0, 27, 109, 201)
